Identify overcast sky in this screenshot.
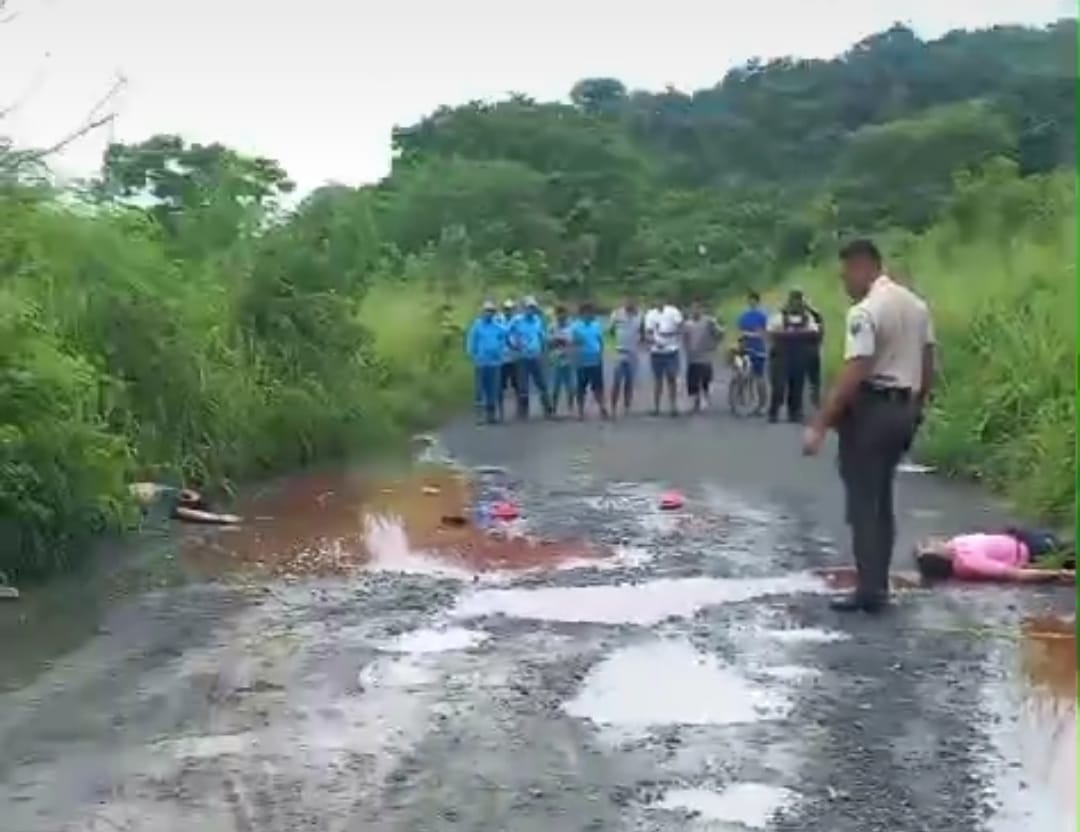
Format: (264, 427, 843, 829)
(0, 0, 1073, 192)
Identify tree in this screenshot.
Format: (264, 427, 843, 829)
(98, 135, 294, 239)
(570, 78, 628, 116)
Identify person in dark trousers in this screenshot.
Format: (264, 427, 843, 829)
(507, 296, 554, 419)
(766, 289, 818, 423)
(497, 299, 520, 421)
(804, 298, 825, 409)
(802, 239, 936, 613)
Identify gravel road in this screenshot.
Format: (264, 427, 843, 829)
(0, 406, 1074, 832)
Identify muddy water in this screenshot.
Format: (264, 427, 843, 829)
(180, 463, 606, 579)
(1015, 615, 1076, 830)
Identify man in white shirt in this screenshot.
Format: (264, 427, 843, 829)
(644, 298, 684, 417)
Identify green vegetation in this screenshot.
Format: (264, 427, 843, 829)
(1, 18, 1075, 578)
(778, 162, 1076, 523)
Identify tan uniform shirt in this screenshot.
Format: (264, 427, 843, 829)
(843, 275, 934, 390)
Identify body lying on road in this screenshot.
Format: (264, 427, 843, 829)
(915, 529, 1074, 583)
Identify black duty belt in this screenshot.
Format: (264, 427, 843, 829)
(859, 384, 912, 401)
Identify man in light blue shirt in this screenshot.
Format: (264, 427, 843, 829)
(466, 300, 508, 424)
(570, 301, 610, 420)
(508, 295, 554, 418)
(735, 290, 769, 415)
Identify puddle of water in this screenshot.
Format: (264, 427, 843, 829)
(759, 664, 821, 683)
(181, 466, 607, 579)
(659, 783, 797, 829)
(153, 732, 256, 760)
(565, 640, 791, 728)
(1015, 615, 1076, 831)
(764, 627, 849, 644)
(453, 573, 827, 626)
(380, 627, 489, 654)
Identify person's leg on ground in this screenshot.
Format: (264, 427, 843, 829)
(665, 353, 679, 416)
(610, 357, 626, 417)
(576, 367, 589, 420)
(650, 353, 663, 416)
(590, 365, 609, 418)
(701, 362, 713, 410)
(786, 352, 805, 423)
(623, 353, 636, 413)
(498, 362, 514, 421)
(835, 400, 893, 610)
(687, 363, 703, 413)
(806, 351, 822, 409)
(514, 359, 530, 419)
(527, 358, 553, 416)
(750, 355, 767, 415)
(473, 366, 484, 422)
(768, 355, 786, 423)
(480, 365, 500, 423)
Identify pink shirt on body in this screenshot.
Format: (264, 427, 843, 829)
(948, 534, 1030, 580)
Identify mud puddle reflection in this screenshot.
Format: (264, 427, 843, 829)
(181, 465, 606, 580)
(1013, 615, 1076, 832)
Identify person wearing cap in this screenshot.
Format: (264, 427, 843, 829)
(570, 301, 609, 420)
(766, 288, 818, 423)
(548, 304, 578, 415)
(507, 295, 554, 418)
(497, 299, 520, 421)
(466, 300, 509, 424)
(802, 238, 935, 613)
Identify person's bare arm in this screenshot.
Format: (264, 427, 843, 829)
(1011, 568, 1075, 584)
(918, 344, 935, 407)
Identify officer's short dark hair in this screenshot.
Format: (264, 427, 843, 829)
(839, 238, 882, 267)
(747, 290, 760, 303)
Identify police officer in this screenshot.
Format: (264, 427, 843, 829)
(802, 239, 935, 613)
(767, 289, 818, 423)
(803, 297, 825, 409)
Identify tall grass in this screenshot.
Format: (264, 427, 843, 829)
(761, 165, 1076, 522)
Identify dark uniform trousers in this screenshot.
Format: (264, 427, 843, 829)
(768, 348, 806, 421)
(837, 386, 918, 602)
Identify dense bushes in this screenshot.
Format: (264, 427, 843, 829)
(0, 186, 492, 580)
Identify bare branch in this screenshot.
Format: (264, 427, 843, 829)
(0, 73, 127, 174)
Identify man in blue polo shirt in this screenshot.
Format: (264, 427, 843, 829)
(508, 296, 554, 418)
(466, 300, 508, 424)
(570, 301, 609, 420)
(735, 290, 769, 415)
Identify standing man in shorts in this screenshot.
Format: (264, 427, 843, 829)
(736, 291, 769, 415)
(644, 297, 683, 417)
(683, 300, 723, 413)
(608, 297, 644, 417)
(570, 302, 609, 420)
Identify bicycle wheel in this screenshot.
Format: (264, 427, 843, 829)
(728, 374, 754, 418)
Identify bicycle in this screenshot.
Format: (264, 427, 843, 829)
(727, 346, 763, 418)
